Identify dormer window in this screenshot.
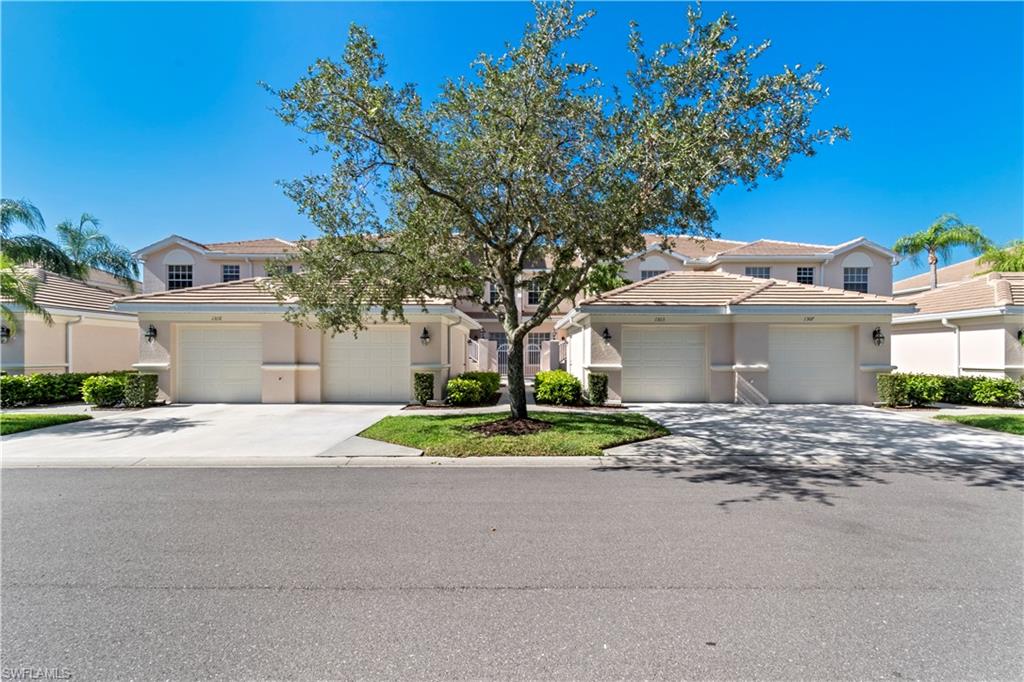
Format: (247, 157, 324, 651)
(222, 264, 241, 282)
(167, 264, 193, 290)
(844, 267, 869, 293)
(745, 266, 771, 279)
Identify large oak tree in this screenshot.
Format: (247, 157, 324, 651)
(264, 2, 848, 418)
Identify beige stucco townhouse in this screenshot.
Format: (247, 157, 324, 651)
(1, 268, 139, 375)
(557, 270, 915, 405)
(891, 271, 1024, 379)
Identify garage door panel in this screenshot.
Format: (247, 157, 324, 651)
(177, 326, 263, 403)
(324, 327, 411, 402)
(621, 326, 705, 402)
(768, 326, 855, 404)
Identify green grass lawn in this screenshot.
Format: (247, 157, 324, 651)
(935, 414, 1024, 436)
(360, 411, 670, 456)
(1, 413, 93, 436)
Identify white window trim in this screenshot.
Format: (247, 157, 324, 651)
(745, 266, 772, 279)
(640, 269, 667, 280)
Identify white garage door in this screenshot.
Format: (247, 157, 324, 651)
(323, 327, 411, 402)
(621, 326, 706, 402)
(178, 326, 262, 403)
(769, 326, 855, 403)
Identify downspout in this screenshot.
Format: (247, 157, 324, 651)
(65, 316, 83, 373)
(941, 317, 960, 377)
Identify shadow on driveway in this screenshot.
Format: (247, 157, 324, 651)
(599, 404, 1023, 507)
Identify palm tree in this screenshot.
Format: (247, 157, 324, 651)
(893, 214, 992, 289)
(1, 198, 78, 276)
(55, 213, 139, 290)
(0, 253, 52, 330)
(978, 240, 1024, 273)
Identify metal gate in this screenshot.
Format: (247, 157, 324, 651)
(497, 343, 509, 376)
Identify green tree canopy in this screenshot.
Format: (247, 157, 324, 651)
(264, 2, 848, 418)
(978, 240, 1024, 273)
(893, 213, 992, 289)
(55, 213, 140, 290)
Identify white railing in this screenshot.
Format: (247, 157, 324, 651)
(467, 337, 480, 365)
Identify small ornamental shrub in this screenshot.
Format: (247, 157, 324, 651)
(534, 369, 582, 406)
(971, 378, 1023, 407)
(123, 373, 159, 408)
(587, 373, 608, 406)
(413, 372, 435, 406)
(445, 377, 485, 406)
(878, 372, 1023, 408)
(459, 371, 500, 397)
(81, 374, 127, 407)
(0, 375, 41, 408)
(0, 371, 131, 408)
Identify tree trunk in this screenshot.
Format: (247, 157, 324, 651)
(929, 249, 939, 289)
(505, 334, 529, 419)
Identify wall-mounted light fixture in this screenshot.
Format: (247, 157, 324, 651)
(419, 327, 431, 346)
(601, 328, 612, 343)
(872, 326, 885, 347)
(144, 324, 158, 342)
(0, 326, 10, 344)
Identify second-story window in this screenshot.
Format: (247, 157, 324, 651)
(527, 280, 541, 305)
(844, 267, 869, 293)
(167, 264, 193, 290)
(222, 264, 240, 282)
(796, 267, 815, 285)
(640, 269, 666, 280)
(745, 266, 771, 279)
(488, 283, 500, 304)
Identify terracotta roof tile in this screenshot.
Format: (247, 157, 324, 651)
(1, 269, 133, 315)
(581, 270, 908, 308)
(202, 238, 298, 254)
(893, 256, 985, 293)
(641, 234, 745, 258)
(897, 272, 1024, 316)
(114, 277, 451, 308)
(715, 239, 832, 257)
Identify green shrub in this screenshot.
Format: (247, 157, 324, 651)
(878, 372, 1024, 407)
(588, 373, 608, 406)
(534, 369, 582, 406)
(459, 371, 500, 397)
(0, 371, 129, 408)
(123, 374, 159, 408)
(413, 372, 434, 406)
(81, 375, 127, 407)
(971, 378, 1023, 407)
(445, 377, 484, 406)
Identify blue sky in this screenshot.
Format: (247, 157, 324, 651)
(3, 2, 1021, 279)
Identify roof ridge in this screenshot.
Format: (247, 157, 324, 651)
(578, 270, 676, 305)
(726, 277, 775, 305)
(115, 276, 266, 302)
(989, 275, 1013, 307)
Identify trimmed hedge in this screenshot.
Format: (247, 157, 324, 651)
(81, 374, 128, 407)
(459, 371, 500, 398)
(534, 369, 582, 406)
(878, 372, 1023, 408)
(0, 371, 131, 408)
(124, 374, 159, 408)
(413, 372, 434, 406)
(445, 377, 485, 406)
(588, 373, 609, 406)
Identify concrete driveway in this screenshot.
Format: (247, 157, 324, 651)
(605, 403, 1022, 502)
(1, 403, 413, 466)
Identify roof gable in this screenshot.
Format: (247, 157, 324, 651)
(898, 272, 1024, 316)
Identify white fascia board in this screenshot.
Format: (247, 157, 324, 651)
(891, 306, 1023, 325)
(578, 305, 728, 315)
(623, 244, 692, 264)
(6, 304, 136, 321)
(829, 237, 899, 262)
(205, 252, 294, 260)
(554, 309, 589, 330)
(110, 301, 478, 325)
(133, 235, 208, 258)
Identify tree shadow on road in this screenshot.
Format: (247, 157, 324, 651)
(596, 404, 1023, 507)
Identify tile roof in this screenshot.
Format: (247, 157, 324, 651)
(202, 238, 297, 254)
(897, 272, 1024, 316)
(1, 269, 133, 316)
(714, 239, 832, 257)
(641, 234, 745, 258)
(580, 270, 909, 309)
(114, 277, 451, 308)
(893, 256, 985, 293)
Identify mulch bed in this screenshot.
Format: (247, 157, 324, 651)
(468, 417, 553, 436)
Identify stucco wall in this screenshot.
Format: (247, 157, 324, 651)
(822, 248, 894, 296)
(69, 319, 139, 373)
(141, 243, 295, 293)
(892, 316, 1020, 379)
(891, 325, 957, 375)
(621, 253, 687, 282)
(715, 262, 823, 286)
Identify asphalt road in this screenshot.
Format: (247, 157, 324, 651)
(2, 465, 1021, 680)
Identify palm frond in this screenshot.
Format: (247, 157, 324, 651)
(0, 253, 53, 328)
(1, 234, 83, 278)
(0, 198, 45, 236)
